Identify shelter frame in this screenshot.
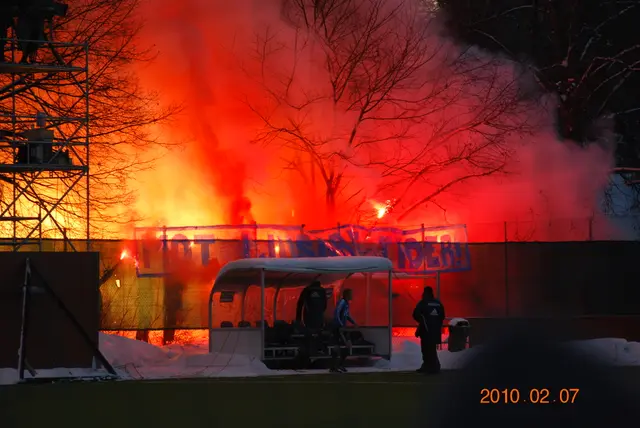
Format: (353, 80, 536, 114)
(207, 257, 394, 362)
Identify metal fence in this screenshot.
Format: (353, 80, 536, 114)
(105, 240, 640, 329)
(1, 216, 639, 331)
(465, 216, 640, 242)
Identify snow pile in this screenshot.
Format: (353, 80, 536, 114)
(100, 332, 168, 366)
(0, 367, 115, 386)
(99, 333, 273, 380)
(566, 338, 640, 366)
(374, 337, 481, 370)
(2, 333, 640, 385)
(448, 318, 469, 327)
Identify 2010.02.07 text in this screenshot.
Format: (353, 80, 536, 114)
(479, 388, 579, 404)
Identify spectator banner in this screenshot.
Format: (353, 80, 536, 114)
(133, 223, 471, 277)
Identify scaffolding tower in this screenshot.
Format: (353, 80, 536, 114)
(0, 9, 90, 252)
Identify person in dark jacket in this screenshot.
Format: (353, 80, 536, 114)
(330, 288, 357, 373)
(413, 286, 445, 374)
(296, 280, 328, 329)
(296, 280, 328, 362)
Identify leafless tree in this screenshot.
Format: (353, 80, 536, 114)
(0, 0, 178, 239)
(247, 0, 531, 222)
(437, 0, 640, 225)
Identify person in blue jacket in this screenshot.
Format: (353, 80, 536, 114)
(330, 288, 357, 373)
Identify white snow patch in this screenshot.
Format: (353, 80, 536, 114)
(448, 318, 469, 327)
(2, 333, 640, 385)
(100, 331, 169, 366)
(565, 338, 640, 366)
(374, 337, 480, 370)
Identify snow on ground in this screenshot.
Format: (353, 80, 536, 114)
(2, 334, 640, 385)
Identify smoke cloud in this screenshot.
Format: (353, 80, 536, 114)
(129, 0, 616, 242)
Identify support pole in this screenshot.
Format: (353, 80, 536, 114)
(38, 207, 42, 251)
(273, 286, 281, 323)
(254, 221, 259, 257)
(207, 281, 214, 353)
(299, 224, 305, 258)
(17, 259, 32, 381)
(240, 285, 249, 321)
(260, 269, 266, 360)
(387, 269, 393, 360)
(85, 42, 91, 252)
(421, 224, 426, 285)
(365, 273, 371, 325)
(161, 225, 171, 344)
(504, 221, 509, 317)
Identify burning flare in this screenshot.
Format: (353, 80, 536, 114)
(372, 199, 395, 219)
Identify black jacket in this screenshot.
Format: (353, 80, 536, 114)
(296, 283, 327, 328)
(413, 298, 445, 344)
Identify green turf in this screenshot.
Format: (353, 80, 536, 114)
(5, 367, 640, 428)
(1, 371, 448, 428)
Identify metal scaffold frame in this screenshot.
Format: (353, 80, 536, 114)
(0, 31, 90, 252)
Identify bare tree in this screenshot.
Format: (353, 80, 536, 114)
(247, 0, 530, 223)
(438, 0, 640, 223)
(0, 0, 178, 239)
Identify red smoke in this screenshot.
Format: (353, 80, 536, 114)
(129, 0, 617, 242)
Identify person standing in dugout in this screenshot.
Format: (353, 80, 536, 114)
(330, 288, 357, 373)
(296, 280, 328, 330)
(295, 280, 328, 360)
(413, 286, 445, 374)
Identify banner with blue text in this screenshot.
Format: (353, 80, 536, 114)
(133, 223, 471, 277)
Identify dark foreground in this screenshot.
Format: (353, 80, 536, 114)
(2, 368, 640, 428)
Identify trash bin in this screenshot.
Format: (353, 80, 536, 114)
(447, 318, 470, 352)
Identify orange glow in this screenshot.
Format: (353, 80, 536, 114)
(103, 328, 415, 346)
(0, 184, 90, 239)
(123, 0, 615, 244)
(392, 327, 418, 337)
(371, 199, 394, 220)
(102, 329, 210, 347)
(274, 243, 281, 257)
(119, 247, 140, 269)
(0, 2, 611, 244)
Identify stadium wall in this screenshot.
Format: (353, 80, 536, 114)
(2, 240, 639, 333)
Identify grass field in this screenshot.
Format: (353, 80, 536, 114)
(1, 371, 451, 428)
(3, 368, 640, 428)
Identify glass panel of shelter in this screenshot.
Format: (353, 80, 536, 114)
(210, 273, 391, 329)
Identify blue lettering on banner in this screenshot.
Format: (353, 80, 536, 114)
(398, 238, 422, 270)
(194, 235, 215, 266)
(424, 236, 440, 269)
(328, 231, 357, 256)
(295, 234, 316, 258)
(241, 233, 251, 259)
(133, 223, 472, 277)
(171, 234, 191, 258)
